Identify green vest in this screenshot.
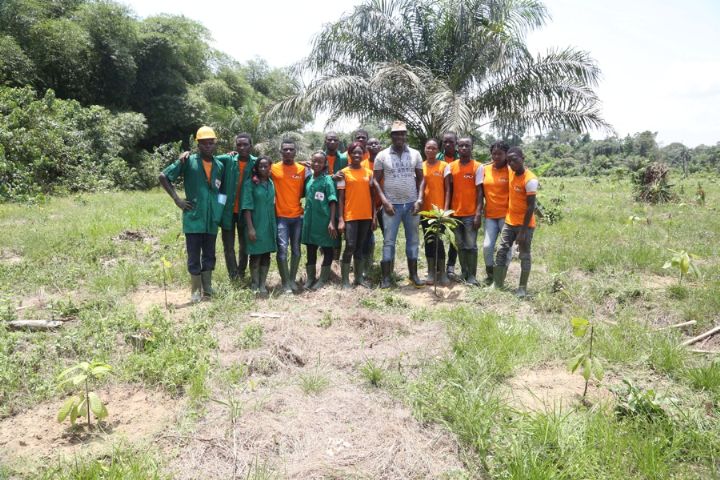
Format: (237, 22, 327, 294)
(162, 153, 225, 234)
(302, 174, 340, 248)
(325, 150, 348, 175)
(241, 179, 278, 255)
(219, 154, 257, 230)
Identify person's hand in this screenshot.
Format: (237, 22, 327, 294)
(333, 171, 345, 181)
(299, 160, 311, 169)
(382, 201, 395, 216)
(174, 198, 193, 211)
(248, 227, 257, 242)
(328, 222, 337, 239)
(179, 151, 191, 163)
(472, 214, 482, 230)
(412, 200, 422, 215)
(371, 217, 377, 231)
(338, 218, 346, 235)
(252, 174, 260, 185)
(227, 151, 237, 156)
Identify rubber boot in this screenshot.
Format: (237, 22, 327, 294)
(354, 257, 368, 287)
(258, 264, 270, 295)
(437, 258, 450, 286)
(306, 264, 317, 289)
(190, 274, 202, 303)
(457, 250, 468, 281)
(465, 251, 479, 286)
(425, 258, 437, 285)
(408, 259, 425, 287)
(312, 265, 331, 290)
(380, 261, 393, 289)
(360, 255, 372, 285)
(249, 261, 260, 293)
(484, 265, 494, 286)
(446, 265, 457, 282)
(493, 265, 508, 290)
(201, 270, 214, 298)
(341, 262, 352, 290)
(517, 269, 530, 298)
(238, 254, 248, 280)
(289, 255, 301, 291)
(277, 258, 292, 294)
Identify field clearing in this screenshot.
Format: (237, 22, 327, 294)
(1, 176, 719, 479)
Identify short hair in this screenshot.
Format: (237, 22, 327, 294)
(458, 136, 474, 145)
(235, 132, 252, 144)
(442, 132, 458, 141)
(325, 131, 338, 140)
(354, 129, 369, 139)
(280, 138, 296, 148)
(489, 140, 509, 153)
(425, 138, 440, 148)
(347, 141, 365, 155)
(507, 146, 524, 158)
(252, 156, 272, 176)
(311, 150, 327, 160)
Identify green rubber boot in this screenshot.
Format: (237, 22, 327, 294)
(493, 265, 508, 290)
(238, 254, 248, 280)
(258, 264, 270, 295)
(341, 262, 352, 290)
(425, 258, 437, 285)
(437, 257, 450, 286)
(190, 274, 202, 303)
(354, 257, 368, 287)
(306, 264, 317, 289)
(289, 255, 301, 291)
(277, 258, 292, 294)
(517, 269, 530, 298)
(249, 261, 260, 293)
(312, 265, 331, 290)
(466, 251, 479, 286)
(457, 250, 468, 281)
(200, 271, 214, 298)
(484, 265, 494, 286)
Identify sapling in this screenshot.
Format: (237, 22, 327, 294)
(419, 206, 460, 295)
(160, 256, 172, 309)
(663, 249, 700, 285)
(567, 317, 604, 402)
(57, 361, 112, 428)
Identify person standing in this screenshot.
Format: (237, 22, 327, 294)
(415, 139, 449, 285)
(324, 131, 348, 175)
(438, 132, 460, 279)
(337, 142, 377, 288)
(359, 137, 384, 281)
(271, 139, 309, 293)
(220, 133, 256, 282)
(479, 141, 510, 285)
(243, 157, 277, 295)
(494, 147, 538, 297)
(444, 136, 483, 286)
(159, 126, 225, 302)
(302, 151, 339, 290)
(373, 121, 424, 288)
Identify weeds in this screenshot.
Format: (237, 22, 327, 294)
(237, 323, 263, 349)
(686, 361, 720, 392)
(298, 370, 330, 395)
(360, 360, 385, 387)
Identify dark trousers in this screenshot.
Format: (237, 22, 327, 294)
(186, 233, 217, 275)
(420, 218, 445, 259)
(342, 220, 372, 263)
(250, 252, 271, 267)
(307, 245, 334, 267)
(496, 225, 534, 270)
(447, 244, 457, 267)
(221, 213, 247, 277)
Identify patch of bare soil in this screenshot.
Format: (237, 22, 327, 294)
(642, 274, 676, 290)
(0, 249, 23, 265)
(168, 373, 465, 479)
(129, 286, 194, 318)
(0, 385, 180, 469)
(505, 365, 613, 411)
(113, 229, 158, 246)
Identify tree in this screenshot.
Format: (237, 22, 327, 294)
(269, 0, 609, 145)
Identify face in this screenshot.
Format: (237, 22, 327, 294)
(236, 137, 251, 158)
(491, 147, 506, 167)
(424, 141, 439, 160)
(350, 146, 364, 166)
(442, 135, 456, 154)
(390, 131, 407, 149)
(354, 132, 368, 148)
(325, 134, 339, 152)
(457, 138, 473, 159)
(257, 159, 271, 178)
(367, 138, 382, 156)
(198, 138, 217, 157)
(280, 143, 296, 163)
(507, 152, 524, 172)
(311, 153, 326, 174)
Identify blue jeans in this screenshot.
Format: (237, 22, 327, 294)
(276, 216, 303, 261)
(453, 216, 478, 252)
(483, 217, 507, 266)
(382, 202, 420, 262)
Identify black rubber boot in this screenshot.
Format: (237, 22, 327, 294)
(353, 257, 368, 287)
(493, 265, 508, 290)
(306, 264, 317, 289)
(200, 271, 214, 298)
(190, 274, 202, 303)
(408, 259, 425, 287)
(437, 257, 450, 286)
(380, 261, 393, 289)
(238, 254, 248, 280)
(258, 264, 269, 295)
(341, 262, 352, 290)
(249, 260, 260, 293)
(277, 259, 292, 294)
(289, 255, 301, 291)
(425, 258, 436, 285)
(465, 251, 479, 286)
(312, 265, 331, 290)
(484, 265, 494, 286)
(517, 269, 530, 298)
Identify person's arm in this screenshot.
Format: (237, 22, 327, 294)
(473, 166, 485, 229)
(373, 169, 395, 216)
(159, 162, 192, 211)
(516, 178, 538, 247)
(443, 174, 452, 211)
(328, 201, 338, 238)
(243, 209, 256, 242)
(414, 177, 426, 214)
(414, 167, 423, 197)
(337, 189, 346, 234)
(370, 181, 378, 230)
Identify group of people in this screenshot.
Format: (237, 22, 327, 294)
(159, 121, 538, 302)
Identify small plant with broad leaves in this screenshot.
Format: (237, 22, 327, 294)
(419, 206, 460, 295)
(612, 379, 667, 421)
(57, 361, 112, 428)
(663, 249, 700, 285)
(567, 317, 604, 403)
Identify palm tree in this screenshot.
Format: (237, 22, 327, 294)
(268, 0, 610, 145)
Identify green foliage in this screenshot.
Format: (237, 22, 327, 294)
(663, 249, 700, 285)
(632, 162, 677, 203)
(420, 206, 461, 294)
(567, 317, 604, 401)
(686, 361, 720, 393)
(360, 360, 385, 387)
(56, 360, 112, 427)
(237, 323, 263, 349)
(612, 379, 667, 421)
(35, 445, 168, 480)
(298, 369, 330, 395)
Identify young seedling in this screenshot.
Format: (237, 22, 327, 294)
(419, 206, 461, 295)
(567, 317, 604, 403)
(160, 256, 172, 309)
(57, 361, 112, 428)
(663, 249, 700, 286)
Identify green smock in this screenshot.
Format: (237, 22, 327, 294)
(302, 174, 340, 248)
(325, 150, 348, 175)
(219, 154, 257, 230)
(241, 178, 278, 255)
(162, 153, 225, 234)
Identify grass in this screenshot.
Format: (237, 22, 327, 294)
(298, 370, 330, 395)
(237, 323, 264, 349)
(360, 360, 385, 387)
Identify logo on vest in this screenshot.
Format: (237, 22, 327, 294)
(314, 191, 325, 201)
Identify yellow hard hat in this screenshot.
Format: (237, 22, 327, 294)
(196, 126, 217, 141)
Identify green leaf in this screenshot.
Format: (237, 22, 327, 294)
(71, 374, 87, 385)
(70, 403, 79, 425)
(568, 353, 585, 373)
(77, 397, 87, 417)
(662, 262, 672, 269)
(57, 364, 83, 379)
(57, 397, 76, 423)
(592, 357, 604, 381)
(88, 392, 105, 418)
(90, 365, 112, 377)
(582, 357, 592, 381)
(571, 317, 590, 337)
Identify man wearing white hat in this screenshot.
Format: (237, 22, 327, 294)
(373, 121, 425, 288)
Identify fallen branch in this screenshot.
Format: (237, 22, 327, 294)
(8, 320, 63, 331)
(682, 325, 720, 346)
(249, 312, 282, 319)
(656, 320, 696, 331)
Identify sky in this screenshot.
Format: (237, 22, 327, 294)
(121, 0, 720, 147)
